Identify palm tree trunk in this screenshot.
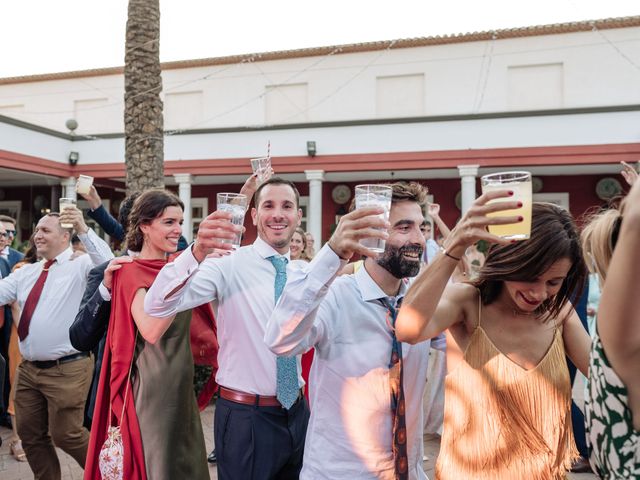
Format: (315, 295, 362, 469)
(124, 0, 164, 194)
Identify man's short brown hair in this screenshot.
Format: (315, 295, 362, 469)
(0, 214, 16, 225)
(348, 181, 428, 212)
(253, 177, 300, 208)
(390, 181, 428, 206)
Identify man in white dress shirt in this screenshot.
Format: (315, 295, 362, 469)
(0, 209, 113, 479)
(265, 181, 438, 479)
(144, 178, 314, 480)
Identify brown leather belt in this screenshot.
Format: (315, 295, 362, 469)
(219, 386, 302, 408)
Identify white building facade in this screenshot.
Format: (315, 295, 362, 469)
(0, 16, 639, 244)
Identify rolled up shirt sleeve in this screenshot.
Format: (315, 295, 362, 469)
(265, 244, 346, 356)
(144, 245, 215, 318)
(78, 229, 114, 266)
(98, 282, 112, 301)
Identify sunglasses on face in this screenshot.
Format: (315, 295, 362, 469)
(5, 230, 15, 236)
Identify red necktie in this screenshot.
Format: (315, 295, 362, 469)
(18, 259, 55, 341)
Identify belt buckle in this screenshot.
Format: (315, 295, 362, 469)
(33, 359, 55, 369)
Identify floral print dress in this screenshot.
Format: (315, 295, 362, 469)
(585, 328, 640, 478)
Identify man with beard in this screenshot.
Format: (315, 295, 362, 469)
(265, 181, 434, 479)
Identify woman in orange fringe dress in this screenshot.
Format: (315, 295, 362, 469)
(397, 191, 590, 479)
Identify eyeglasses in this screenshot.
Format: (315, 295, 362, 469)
(5, 229, 16, 236)
(0, 232, 7, 238)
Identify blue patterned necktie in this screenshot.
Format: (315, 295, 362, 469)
(268, 255, 299, 409)
(379, 296, 408, 480)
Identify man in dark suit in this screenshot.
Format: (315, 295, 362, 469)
(0, 215, 24, 270)
(70, 193, 140, 427)
(0, 351, 5, 447)
(0, 222, 15, 429)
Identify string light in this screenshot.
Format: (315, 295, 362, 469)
(165, 46, 343, 135)
(472, 32, 497, 113)
(275, 40, 396, 125)
(589, 22, 640, 72)
(563, 0, 640, 72)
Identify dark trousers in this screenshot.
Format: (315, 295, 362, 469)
(0, 352, 5, 413)
(215, 396, 310, 480)
(0, 321, 11, 418)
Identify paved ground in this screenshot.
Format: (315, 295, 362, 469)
(0, 401, 596, 479)
(0, 372, 595, 479)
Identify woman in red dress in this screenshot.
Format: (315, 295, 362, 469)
(85, 190, 209, 480)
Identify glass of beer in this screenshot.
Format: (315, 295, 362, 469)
(481, 171, 532, 240)
(217, 193, 248, 249)
(355, 184, 392, 253)
(59, 198, 77, 229)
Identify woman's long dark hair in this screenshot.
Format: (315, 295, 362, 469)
(22, 233, 38, 264)
(125, 189, 184, 252)
(473, 202, 587, 320)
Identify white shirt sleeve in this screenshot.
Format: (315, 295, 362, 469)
(264, 244, 347, 356)
(98, 281, 112, 301)
(144, 245, 219, 318)
(0, 266, 19, 306)
(78, 229, 114, 266)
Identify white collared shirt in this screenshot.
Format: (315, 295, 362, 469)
(98, 250, 139, 301)
(0, 229, 113, 361)
(0, 246, 8, 258)
(144, 237, 305, 396)
(265, 244, 431, 480)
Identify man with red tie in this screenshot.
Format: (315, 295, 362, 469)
(0, 209, 113, 479)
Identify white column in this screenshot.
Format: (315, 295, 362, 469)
(174, 173, 193, 242)
(457, 165, 479, 215)
(304, 170, 325, 247)
(60, 176, 77, 201)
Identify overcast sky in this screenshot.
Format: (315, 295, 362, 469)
(1, 0, 638, 78)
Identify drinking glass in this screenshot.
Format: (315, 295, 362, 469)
(250, 157, 271, 184)
(217, 193, 248, 249)
(354, 184, 392, 253)
(59, 198, 77, 229)
(481, 171, 532, 240)
(76, 175, 94, 195)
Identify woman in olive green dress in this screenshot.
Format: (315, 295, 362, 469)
(85, 190, 208, 480)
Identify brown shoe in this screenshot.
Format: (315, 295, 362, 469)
(570, 456, 593, 473)
(10, 440, 27, 462)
